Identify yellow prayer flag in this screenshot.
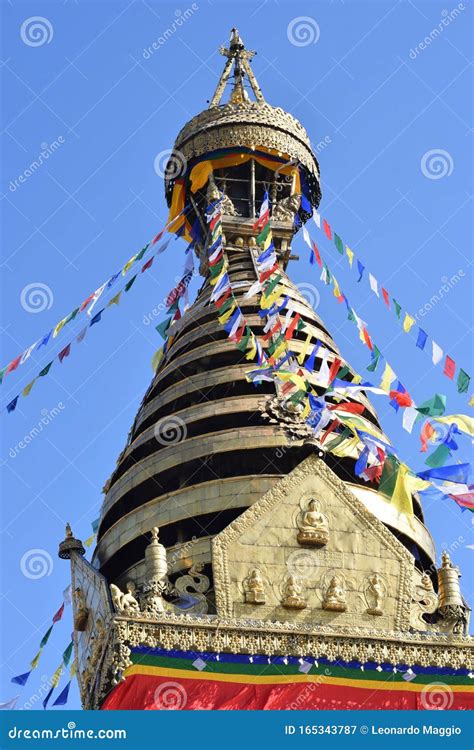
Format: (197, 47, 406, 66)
(245, 334, 257, 361)
(122, 255, 136, 276)
(297, 333, 312, 365)
(51, 665, 63, 688)
(328, 435, 360, 459)
(261, 286, 284, 309)
(210, 262, 228, 285)
(84, 534, 96, 548)
(469, 394, 474, 407)
(23, 380, 36, 397)
(403, 312, 416, 333)
(261, 232, 273, 251)
(351, 373, 362, 384)
(30, 649, 43, 670)
(333, 278, 341, 299)
(108, 292, 121, 307)
(275, 371, 307, 391)
(301, 397, 311, 419)
(380, 363, 395, 393)
(53, 317, 67, 338)
(218, 302, 236, 324)
(70, 662, 77, 679)
(151, 348, 163, 373)
(345, 246, 354, 267)
(391, 464, 414, 516)
(433, 414, 474, 437)
(272, 340, 287, 360)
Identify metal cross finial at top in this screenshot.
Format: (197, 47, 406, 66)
(209, 28, 265, 108)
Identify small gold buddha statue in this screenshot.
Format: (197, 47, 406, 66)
(297, 499, 329, 547)
(281, 575, 306, 610)
(322, 576, 347, 612)
(244, 568, 266, 604)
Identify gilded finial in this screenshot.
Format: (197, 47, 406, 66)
(58, 523, 86, 560)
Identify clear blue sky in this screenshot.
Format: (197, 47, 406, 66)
(1, 0, 472, 711)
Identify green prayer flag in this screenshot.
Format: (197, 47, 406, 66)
(39, 362, 53, 378)
(366, 345, 381, 373)
(236, 327, 251, 352)
(135, 244, 149, 261)
(156, 318, 171, 340)
(324, 427, 352, 452)
(65, 308, 80, 324)
(209, 259, 225, 277)
(416, 393, 446, 418)
(62, 641, 74, 667)
(334, 233, 344, 254)
(379, 455, 400, 499)
(167, 299, 180, 315)
(267, 335, 284, 355)
(256, 224, 270, 245)
(347, 308, 356, 324)
(124, 275, 136, 292)
(337, 365, 351, 380)
(262, 273, 282, 299)
(289, 389, 307, 405)
(425, 444, 451, 468)
(323, 263, 331, 284)
(457, 368, 470, 394)
(393, 299, 402, 319)
(0, 368, 5, 384)
(40, 625, 54, 649)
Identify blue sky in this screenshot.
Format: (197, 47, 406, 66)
(1, 0, 472, 711)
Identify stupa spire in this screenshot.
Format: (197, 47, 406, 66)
(209, 28, 264, 107)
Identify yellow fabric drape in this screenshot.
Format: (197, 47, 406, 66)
(189, 149, 301, 193)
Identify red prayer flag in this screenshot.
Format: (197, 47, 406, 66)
(52, 602, 65, 623)
(284, 313, 300, 340)
(328, 402, 365, 415)
(151, 230, 164, 245)
(323, 219, 332, 240)
(58, 344, 71, 363)
(263, 322, 281, 341)
(311, 241, 323, 268)
(253, 211, 269, 233)
(443, 355, 456, 380)
(259, 264, 278, 283)
(420, 421, 435, 452)
(141, 257, 154, 273)
(382, 288, 390, 308)
(362, 327, 374, 351)
(79, 293, 94, 312)
(5, 355, 21, 375)
(319, 419, 340, 444)
(327, 357, 342, 385)
(214, 287, 232, 309)
(389, 390, 413, 408)
(229, 324, 246, 344)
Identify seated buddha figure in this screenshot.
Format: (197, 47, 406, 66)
(281, 575, 307, 610)
(244, 568, 266, 605)
(297, 499, 329, 547)
(322, 576, 347, 612)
